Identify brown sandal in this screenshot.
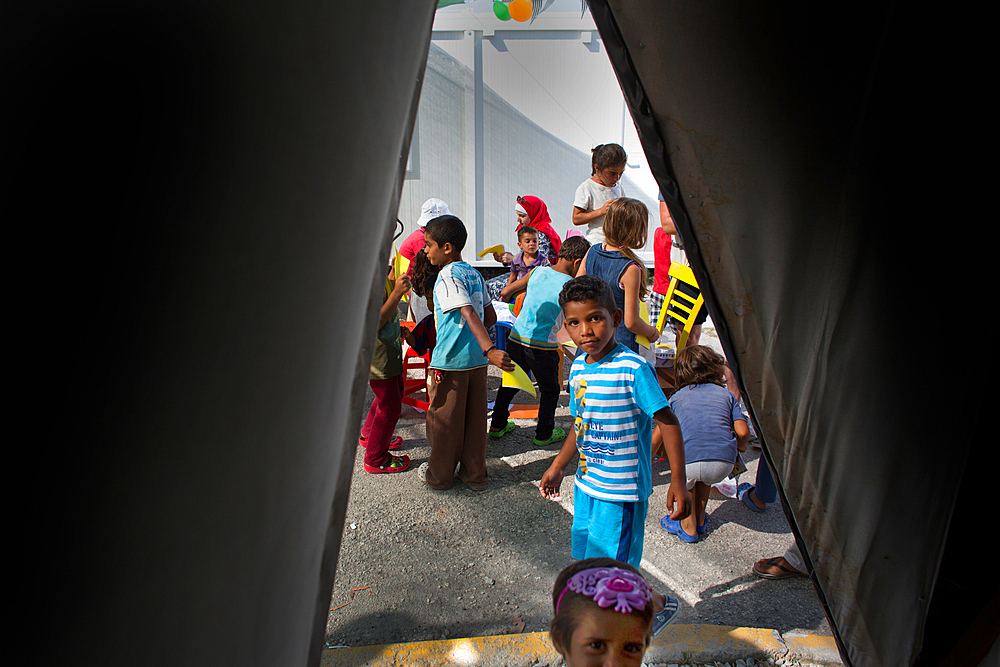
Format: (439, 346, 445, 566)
(752, 556, 806, 580)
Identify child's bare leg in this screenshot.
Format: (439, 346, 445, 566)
(682, 482, 710, 535)
(697, 482, 711, 526)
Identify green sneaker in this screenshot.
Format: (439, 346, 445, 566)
(488, 420, 516, 438)
(533, 427, 566, 447)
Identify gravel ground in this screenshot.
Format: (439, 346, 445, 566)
(325, 323, 831, 650)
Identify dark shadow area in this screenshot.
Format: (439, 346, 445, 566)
(695, 576, 828, 633)
(913, 409, 998, 666)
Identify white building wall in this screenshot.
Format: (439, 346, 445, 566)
(398, 4, 660, 265)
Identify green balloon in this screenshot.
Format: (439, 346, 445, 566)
(494, 2, 511, 21)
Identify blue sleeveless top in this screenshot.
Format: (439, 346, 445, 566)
(585, 245, 642, 353)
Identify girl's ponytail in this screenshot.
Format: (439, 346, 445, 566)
(409, 249, 439, 298)
(603, 198, 650, 300)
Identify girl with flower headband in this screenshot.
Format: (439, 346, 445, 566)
(578, 198, 661, 353)
(549, 558, 679, 666)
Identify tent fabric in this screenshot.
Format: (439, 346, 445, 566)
(11, 1, 994, 666)
(9, 1, 436, 665)
(587, 2, 991, 666)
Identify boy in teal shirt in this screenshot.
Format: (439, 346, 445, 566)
(489, 236, 591, 446)
(420, 215, 513, 490)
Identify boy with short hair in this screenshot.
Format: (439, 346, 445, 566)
(539, 275, 692, 567)
(503, 225, 548, 304)
(421, 215, 514, 491)
(510, 226, 547, 279)
(490, 235, 591, 446)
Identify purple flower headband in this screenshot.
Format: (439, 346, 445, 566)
(556, 567, 652, 614)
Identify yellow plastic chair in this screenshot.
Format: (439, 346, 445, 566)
(656, 261, 705, 353)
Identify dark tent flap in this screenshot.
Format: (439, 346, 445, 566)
(588, 2, 988, 666)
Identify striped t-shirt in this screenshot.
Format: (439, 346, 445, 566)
(570, 344, 668, 502)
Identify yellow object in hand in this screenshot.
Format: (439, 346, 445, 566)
(477, 244, 505, 258)
(501, 362, 536, 397)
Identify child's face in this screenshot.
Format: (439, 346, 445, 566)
(518, 232, 538, 256)
(423, 237, 448, 267)
(562, 299, 621, 363)
(595, 164, 626, 188)
(558, 606, 649, 667)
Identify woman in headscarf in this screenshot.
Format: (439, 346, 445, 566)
(486, 195, 563, 303)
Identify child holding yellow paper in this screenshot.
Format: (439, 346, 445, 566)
(505, 225, 548, 295)
(578, 198, 659, 354)
(489, 236, 590, 446)
(358, 266, 411, 474)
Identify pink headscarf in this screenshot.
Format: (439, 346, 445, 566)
(515, 195, 562, 257)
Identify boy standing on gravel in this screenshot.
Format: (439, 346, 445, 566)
(420, 215, 513, 491)
(539, 275, 691, 567)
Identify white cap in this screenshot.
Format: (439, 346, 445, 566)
(417, 198, 451, 227)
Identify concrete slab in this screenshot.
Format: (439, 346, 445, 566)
(321, 632, 560, 667)
(327, 324, 833, 653)
(784, 631, 844, 666)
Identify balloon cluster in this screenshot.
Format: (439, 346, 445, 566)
(494, 0, 532, 22)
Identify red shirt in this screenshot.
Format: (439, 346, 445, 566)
(399, 228, 425, 262)
(653, 226, 672, 293)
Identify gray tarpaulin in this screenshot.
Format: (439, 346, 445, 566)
(587, 2, 995, 667)
(8, 1, 436, 665)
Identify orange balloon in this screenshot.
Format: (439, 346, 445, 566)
(509, 0, 532, 23)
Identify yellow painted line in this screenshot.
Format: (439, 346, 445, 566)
(646, 625, 786, 663)
(784, 632, 843, 664)
(322, 626, 843, 666)
(321, 632, 560, 667)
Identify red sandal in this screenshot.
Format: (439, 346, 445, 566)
(363, 454, 411, 474)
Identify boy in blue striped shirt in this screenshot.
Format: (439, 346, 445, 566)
(540, 275, 691, 567)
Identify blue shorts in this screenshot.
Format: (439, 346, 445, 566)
(572, 489, 648, 568)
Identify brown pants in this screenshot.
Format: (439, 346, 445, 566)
(425, 366, 488, 490)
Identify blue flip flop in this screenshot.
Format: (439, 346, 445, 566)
(738, 483, 765, 513)
(697, 515, 708, 534)
(660, 516, 698, 543)
(652, 595, 680, 636)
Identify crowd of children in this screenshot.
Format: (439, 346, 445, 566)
(359, 143, 765, 649)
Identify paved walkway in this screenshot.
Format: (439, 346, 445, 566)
(325, 322, 835, 663)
